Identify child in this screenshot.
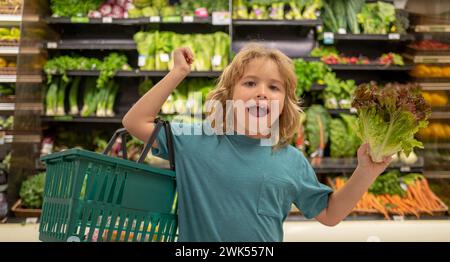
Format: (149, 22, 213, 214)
(122, 44, 392, 242)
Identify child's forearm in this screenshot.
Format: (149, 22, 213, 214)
(122, 69, 187, 141)
(318, 168, 377, 226)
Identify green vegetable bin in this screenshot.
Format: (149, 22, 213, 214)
(39, 119, 177, 242)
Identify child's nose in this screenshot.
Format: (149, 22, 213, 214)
(256, 85, 268, 99)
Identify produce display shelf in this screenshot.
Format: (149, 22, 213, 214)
(424, 143, 450, 149)
(415, 25, 450, 33)
(430, 111, 450, 119)
(310, 84, 326, 91)
(41, 116, 123, 124)
(53, 70, 222, 78)
(327, 109, 357, 115)
(424, 171, 450, 179)
(297, 56, 321, 62)
(329, 33, 414, 41)
(45, 16, 223, 25)
(312, 157, 424, 174)
(45, 39, 136, 50)
(0, 75, 16, 83)
(232, 19, 322, 26)
(0, 46, 18, 55)
(328, 64, 414, 71)
(0, 103, 14, 111)
(0, 14, 21, 25)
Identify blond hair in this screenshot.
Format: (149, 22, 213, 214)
(206, 43, 300, 148)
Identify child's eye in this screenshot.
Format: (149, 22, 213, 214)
(243, 81, 256, 87)
(270, 85, 280, 91)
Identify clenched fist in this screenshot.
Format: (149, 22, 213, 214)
(172, 47, 194, 76)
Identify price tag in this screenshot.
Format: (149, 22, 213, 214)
(138, 55, 147, 67)
(149, 16, 161, 22)
(26, 217, 39, 224)
(160, 53, 170, 62)
(163, 16, 182, 22)
(323, 32, 334, 45)
(212, 11, 230, 25)
(400, 166, 411, 172)
(388, 33, 400, 40)
(47, 42, 57, 49)
(393, 216, 405, 221)
(212, 55, 222, 66)
(183, 16, 194, 22)
(350, 107, 357, 113)
(338, 28, 347, 34)
(102, 17, 113, 23)
(70, 17, 89, 23)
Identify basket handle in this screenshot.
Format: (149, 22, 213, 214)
(138, 119, 175, 171)
(103, 118, 175, 171)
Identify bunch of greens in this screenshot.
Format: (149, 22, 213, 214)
(330, 114, 361, 158)
(369, 170, 406, 197)
(233, 0, 322, 20)
(44, 56, 102, 84)
(322, 0, 364, 33)
(19, 172, 46, 209)
(133, 31, 230, 71)
(50, 0, 103, 17)
(96, 53, 128, 89)
(305, 105, 331, 156)
(323, 73, 356, 109)
(310, 46, 338, 57)
(357, 1, 396, 34)
(352, 82, 431, 163)
(293, 58, 331, 96)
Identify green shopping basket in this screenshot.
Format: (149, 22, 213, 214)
(39, 119, 177, 242)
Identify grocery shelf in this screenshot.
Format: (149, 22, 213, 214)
(0, 75, 16, 83)
(53, 69, 222, 78)
(418, 82, 450, 91)
(310, 84, 326, 91)
(0, 46, 18, 55)
(312, 157, 424, 174)
(0, 103, 14, 111)
(424, 143, 450, 149)
(327, 108, 357, 115)
(45, 39, 136, 50)
(0, 14, 21, 25)
(424, 171, 450, 179)
(430, 111, 450, 119)
(41, 116, 123, 124)
(45, 16, 224, 25)
(328, 64, 414, 71)
(328, 33, 414, 41)
(232, 19, 322, 26)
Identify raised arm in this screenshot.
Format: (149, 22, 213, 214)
(122, 47, 194, 143)
(315, 143, 392, 226)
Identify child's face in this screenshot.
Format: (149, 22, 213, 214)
(232, 57, 286, 137)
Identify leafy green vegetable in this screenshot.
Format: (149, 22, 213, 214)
(97, 53, 128, 90)
(305, 105, 331, 156)
(50, 0, 102, 17)
(45, 78, 59, 116)
(369, 170, 406, 196)
(352, 82, 431, 163)
(323, 73, 356, 109)
(330, 114, 361, 158)
(357, 2, 396, 34)
(19, 172, 46, 209)
(293, 58, 331, 96)
(69, 77, 81, 115)
(310, 46, 338, 57)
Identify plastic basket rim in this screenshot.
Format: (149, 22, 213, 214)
(40, 148, 175, 178)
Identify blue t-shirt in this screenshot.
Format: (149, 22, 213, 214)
(152, 122, 332, 242)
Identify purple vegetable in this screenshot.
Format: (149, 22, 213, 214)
(111, 5, 125, 18)
(99, 4, 113, 16)
(116, 0, 127, 7)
